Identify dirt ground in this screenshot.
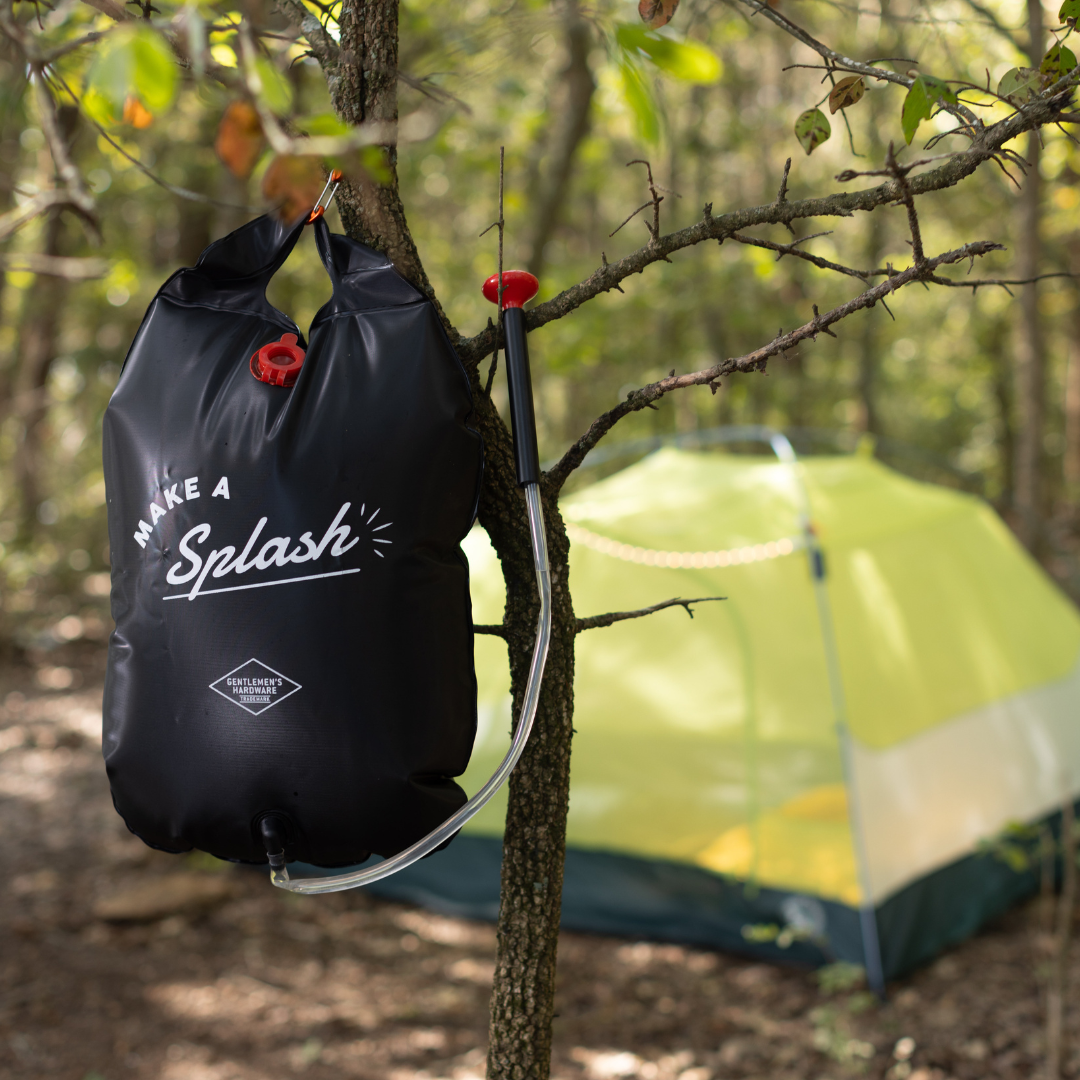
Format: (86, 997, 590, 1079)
(0, 658, 1075, 1080)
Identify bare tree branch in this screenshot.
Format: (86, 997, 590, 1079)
(927, 270, 1080, 292)
(575, 597, 724, 634)
(32, 73, 95, 228)
(0, 190, 76, 243)
(0, 253, 108, 278)
(545, 239, 1003, 490)
(273, 0, 339, 68)
(730, 231, 877, 282)
(455, 85, 1073, 369)
(474, 624, 507, 638)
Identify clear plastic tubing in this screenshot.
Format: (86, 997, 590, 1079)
(270, 481, 552, 894)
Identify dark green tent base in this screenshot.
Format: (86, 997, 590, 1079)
(291, 835, 1039, 982)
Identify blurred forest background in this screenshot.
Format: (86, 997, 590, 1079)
(0, 0, 1076, 674)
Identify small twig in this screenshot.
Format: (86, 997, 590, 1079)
(484, 318, 498, 396)
(926, 270, 1079, 291)
(609, 201, 654, 238)
(474, 624, 507, 638)
(885, 142, 925, 265)
(776, 157, 795, 235)
(481, 147, 505, 396)
(776, 157, 792, 204)
(575, 597, 724, 634)
(730, 231, 876, 282)
(0, 189, 75, 243)
(32, 66, 97, 235)
(626, 159, 664, 243)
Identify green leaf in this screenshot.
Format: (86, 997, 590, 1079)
(359, 145, 391, 185)
(80, 85, 115, 127)
(615, 25, 722, 84)
(901, 74, 957, 145)
(1060, 0, 1080, 24)
(298, 112, 350, 137)
(794, 107, 830, 155)
(252, 57, 294, 115)
(1041, 42, 1078, 80)
(86, 26, 177, 121)
(997, 66, 1042, 102)
(619, 59, 660, 144)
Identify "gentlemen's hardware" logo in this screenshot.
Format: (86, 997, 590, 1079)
(209, 658, 301, 716)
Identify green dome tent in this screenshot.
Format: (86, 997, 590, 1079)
(368, 436, 1080, 984)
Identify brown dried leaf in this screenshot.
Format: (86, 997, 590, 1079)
(638, 0, 679, 28)
(214, 101, 265, 179)
(828, 76, 865, 114)
(262, 155, 326, 222)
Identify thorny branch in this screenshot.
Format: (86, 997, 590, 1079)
(729, 231, 879, 282)
(476, 596, 726, 639)
(610, 160, 665, 243)
(886, 141, 925, 265)
(737, 0, 979, 131)
(454, 79, 1076, 369)
(575, 597, 724, 634)
(545, 239, 1003, 490)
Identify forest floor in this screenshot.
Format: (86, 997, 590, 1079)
(0, 657, 1074, 1080)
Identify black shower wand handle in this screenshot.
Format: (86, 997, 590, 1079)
(483, 270, 541, 487)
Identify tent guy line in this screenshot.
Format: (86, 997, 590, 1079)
(565, 523, 802, 569)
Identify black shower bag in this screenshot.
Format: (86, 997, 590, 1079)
(102, 213, 484, 867)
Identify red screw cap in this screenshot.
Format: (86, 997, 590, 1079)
(250, 333, 306, 387)
(482, 270, 539, 310)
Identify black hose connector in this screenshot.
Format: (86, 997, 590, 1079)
(260, 814, 288, 872)
(503, 306, 540, 486)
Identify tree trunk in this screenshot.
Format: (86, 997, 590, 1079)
(1013, 0, 1045, 547)
(12, 206, 66, 532)
(11, 104, 80, 533)
(326, 6, 576, 1077)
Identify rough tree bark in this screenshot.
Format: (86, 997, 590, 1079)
(1013, 0, 1046, 546)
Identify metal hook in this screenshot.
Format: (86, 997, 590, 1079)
(307, 169, 343, 224)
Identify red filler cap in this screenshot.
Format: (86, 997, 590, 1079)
(482, 270, 539, 310)
(250, 333, 306, 387)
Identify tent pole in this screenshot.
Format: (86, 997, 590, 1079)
(813, 578, 887, 997)
(768, 431, 887, 998)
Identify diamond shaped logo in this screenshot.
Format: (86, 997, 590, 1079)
(209, 658, 301, 716)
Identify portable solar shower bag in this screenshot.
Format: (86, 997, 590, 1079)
(102, 209, 551, 892)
